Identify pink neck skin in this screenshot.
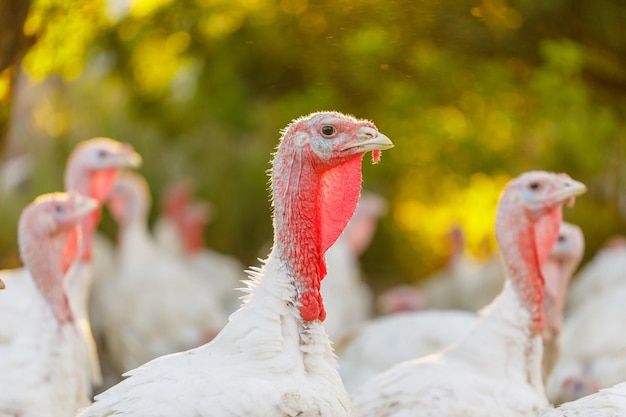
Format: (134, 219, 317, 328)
(496, 200, 563, 336)
(272, 150, 364, 322)
(181, 216, 205, 255)
(22, 226, 81, 324)
(541, 257, 563, 342)
(66, 166, 118, 262)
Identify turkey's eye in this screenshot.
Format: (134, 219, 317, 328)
(320, 125, 336, 138)
(558, 235, 566, 243)
(97, 149, 108, 159)
(54, 204, 65, 214)
(529, 182, 541, 190)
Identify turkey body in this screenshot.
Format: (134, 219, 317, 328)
(0, 269, 91, 417)
(78, 111, 393, 416)
(101, 172, 227, 373)
(337, 309, 475, 393)
(0, 192, 99, 417)
(83, 256, 349, 416)
(541, 381, 626, 416)
(351, 171, 586, 417)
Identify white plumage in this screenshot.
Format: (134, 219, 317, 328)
(153, 180, 247, 315)
(339, 221, 584, 395)
(418, 227, 505, 311)
(351, 171, 586, 417)
(0, 192, 98, 417)
(77, 111, 393, 416)
(99, 171, 227, 373)
(547, 237, 626, 403)
(541, 381, 626, 416)
(337, 309, 475, 393)
(63, 137, 142, 388)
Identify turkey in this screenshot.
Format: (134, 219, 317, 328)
(152, 179, 247, 314)
(337, 309, 475, 394)
(0, 138, 141, 391)
(540, 222, 585, 380)
(417, 226, 506, 311)
(351, 171, 586, 417)
(547, 242, 626, 403)
(322, 191, 386, 342)
(172, 199, 248, 315)
(564, 235, 626, 314)
(541, 381, 626, 416)
(338, 221, 584, 394)
(98, 171, 227, 373)
(77, 111, 393, 417)
(153, 178, 194, 257)
(64, 137, 142, 387)
(0, 192, 98, 417)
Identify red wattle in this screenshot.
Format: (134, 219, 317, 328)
(299, 290, 326, 321)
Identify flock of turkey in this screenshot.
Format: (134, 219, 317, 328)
(0, 111, 624, 416)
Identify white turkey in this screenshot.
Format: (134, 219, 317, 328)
(541, 381, 626, 416)
(172, 199, 248, 315)
(540, 222, 584, 380)
(547, 243, 626, 403)
(0, 138, 141, 392)
(98, 171, 227, 374)
(338, 221, 585, 394)
(64, 138, 142, 387)
(0, 192, 98, 417)
(77, 111, 393, 417)
(152, 179, 247, 315)
(418, 226, 506, 311)
(564, 235, 626, 315)
(322, 191, 386, 342)
(351, 171, 586, 417)
(153, 178, 194, 257)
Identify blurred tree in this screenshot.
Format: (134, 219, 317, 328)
(2, 0, 626, 291)
(0, 0, 33, 153)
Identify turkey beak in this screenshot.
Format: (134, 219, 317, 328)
(0, 279, 5, 290)
(549, 176, 587, 208)
(341, 127, 394, 153)
(71, 193, 100, 219)
(117, 144, 143, 168)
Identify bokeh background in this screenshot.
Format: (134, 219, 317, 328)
(0, 0, 625, 293)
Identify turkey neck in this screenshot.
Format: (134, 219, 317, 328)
(272, 148, 363, 323)
(65, 165, 117, 262)
(273, 157, 327, 323)
(20, 225, 78, 324)
(497, 217, 546, 336)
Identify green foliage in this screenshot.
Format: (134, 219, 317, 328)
(2, 0, 626, 289)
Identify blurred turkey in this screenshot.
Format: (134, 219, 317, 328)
(338, 309, 475, 394)
(547, 236, 626, 404)
(0, 192, 98, 416)
(338, 221, 584, 394)
(351, 171, 586, 417)
(153, 178, 193, 257)
(540, 222, 585, 381)
(0, 138, 141, 391)
(564, 235, 626, 314)
(541, 381, 626, 416)
(98, 171, 227, 374)
(172, 199, 247, 315)
(418, 226, 505, 311)
(321, 191, 385, 341)
(375, 284, 426, 315)
(77, 111, 393, 416)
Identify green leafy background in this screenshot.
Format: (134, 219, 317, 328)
(1, 0, 625, 293)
